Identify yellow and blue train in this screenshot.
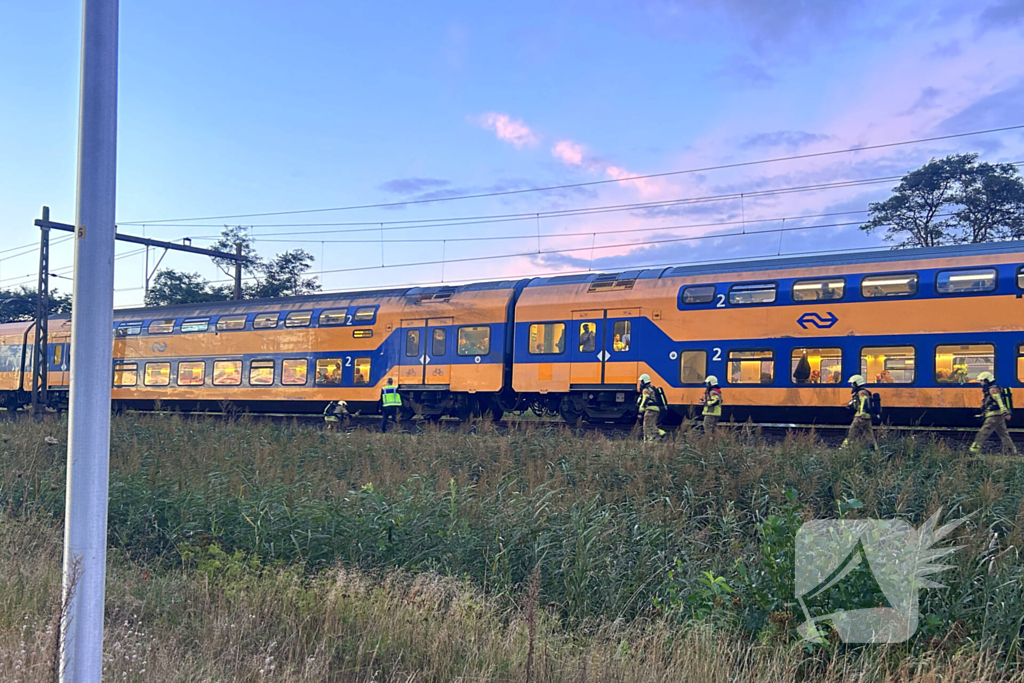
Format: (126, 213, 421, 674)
(2, 240, 1022, 425)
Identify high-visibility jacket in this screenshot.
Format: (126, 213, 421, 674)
(849, 388, 872, 419)
(638, 386, 660, 413)
(381, 385, 402, 408)
(702, 387, 722, 416)
(982, 384, 1009, 418)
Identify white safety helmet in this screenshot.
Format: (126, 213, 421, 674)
(705, 375, 719, 386)
(977, 371, 995, 383)
(847, 374, 866, 387)
(638, 373, 652, 385)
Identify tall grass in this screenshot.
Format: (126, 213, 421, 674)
(3, 414, 1024, 679)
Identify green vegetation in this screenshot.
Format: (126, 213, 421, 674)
(3, 415, 1024, 680)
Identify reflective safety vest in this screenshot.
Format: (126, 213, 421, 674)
(983, 384, 1009, 418)
(850, 388, 872, 419)
(381, 385, 402, 408)
(702, 387, 722, 417)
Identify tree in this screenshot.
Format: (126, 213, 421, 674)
(144, 270, 232, 307)
(143, 227, 320, 306)
(0, 286, 73, 324)
(861, 154, 1024, 248)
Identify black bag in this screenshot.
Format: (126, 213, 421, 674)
(870, 392, 882, 423)
(1001, 386, 1014, 415)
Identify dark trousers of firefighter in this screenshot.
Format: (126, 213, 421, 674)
(381, 406, 398, 432)
(973, 416, 1018, 454)
(845, 416, 877, 449)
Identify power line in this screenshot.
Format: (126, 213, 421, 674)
(249, 208, 875, 245)
(205, 215, 891, 285)
(118, 124, 1024, 225)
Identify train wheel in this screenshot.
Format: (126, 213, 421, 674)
(4, 393, 18, 414)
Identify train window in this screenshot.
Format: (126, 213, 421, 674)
(282, 359, 308, 385)
(861, 273, 918, 298)
(680, 350, 707, 384)
(216, 315, 247, 331)
(1018, 345, 1024, 383)
(177, 361, 205, 386)
(148, 319, 175, 334)
(115, 321, 142, 336)
(353, 358, 371, 385)
(936, 268, 997, 294)
(181, 318, 210, 333)
(144, 362, 170, 386)
(353, 329, 373, 339)
(728, 283, 777, 306)
(792, 278, 845, 302)
(315, 359, 343, 385)
(352, 307, 376, 323)
(253, 313, 279, 329)
(579, 322, 597, 353)
(284, 311, 312, 328)
(612, 321, 631, 352)
(681, 285, 716, 304)
(528, 323, 566, 355)
(935, 344, 994, 384)
(53, 345, 63, 366)
(791, 347, 842, 385)
(457, 326, 490, 356)
(319, 308, 348, 326)
(860, 346, 915, 384)
(249, 360, 275, 385)
(1018, 267, 1024, 291)
(432, 329, 447, 357)
(113, 363, 137, 387)
(213, 360, 242, 386)
(405, 330, 421, 357)
(727, 350, 774, 385)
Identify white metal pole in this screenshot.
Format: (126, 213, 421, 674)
(61, 0, 118, 680)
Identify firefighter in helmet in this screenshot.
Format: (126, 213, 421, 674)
(970, 372, 1018, 456)
(637, 373, 666, 442)
(698, 375, 722, 432)
(323, 399, 349, 431)
(841, 374, 878, 451)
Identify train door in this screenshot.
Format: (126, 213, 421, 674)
(425, 318, 452, 385)
(399, 319, 426, 385)
(399, 318, 453, 385)
(51, 341, 69, 387)
(570, 310, 605, 385)
(604, 308, 639, 386)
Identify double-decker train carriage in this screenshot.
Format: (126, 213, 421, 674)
(2, 240, 1023, 426)
(513, 240, 1024, 426)
(0, 318, 71, 412)
(104, 280, 523, 419)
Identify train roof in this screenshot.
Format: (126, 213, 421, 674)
(524, 239, 1024, 288)
(112, 279, 526, 318)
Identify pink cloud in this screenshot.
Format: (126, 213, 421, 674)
(552, 140, 585, 165)
(478, 112, 538, 148)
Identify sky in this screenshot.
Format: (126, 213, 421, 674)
(1, 0, 1023, 308)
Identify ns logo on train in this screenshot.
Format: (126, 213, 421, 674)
(797, 312, 838, 330)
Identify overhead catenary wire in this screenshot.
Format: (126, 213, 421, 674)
(117, 123, 1024, 225)
(203, 215, 912, 286)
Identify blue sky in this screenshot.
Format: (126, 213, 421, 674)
(1, 0, 1023, 307)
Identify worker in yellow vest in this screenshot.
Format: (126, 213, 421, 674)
(637, 373, 666, 442)
(380, 377, 402, 433)
(970, 372, 1018, 456)
(699, 375, 722, 432)
(841, 375, 877, 451)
